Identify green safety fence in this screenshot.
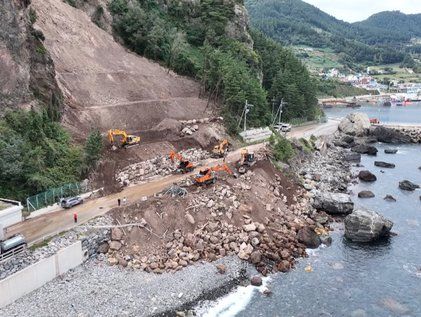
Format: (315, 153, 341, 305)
(26, 182, 88, 213)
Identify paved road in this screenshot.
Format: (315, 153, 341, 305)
(7, 121, 338, 244)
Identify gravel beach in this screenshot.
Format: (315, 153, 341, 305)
(0, 256, 255, 317)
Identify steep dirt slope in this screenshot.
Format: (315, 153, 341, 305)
(31, 0, 211, 136)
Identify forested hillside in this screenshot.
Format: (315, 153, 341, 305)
(245, 0, 418, 67)
(109, 0, 319, 132)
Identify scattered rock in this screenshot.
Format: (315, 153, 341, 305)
(358, 190, 375, 198)
(374, 161, 395, 168)
(108, 257, 119, 266)
(243, 223, 256, 232)
(111, 228, 123, 241)
(250, 276, 263, 286)
(250, 251, 262, 264)
(297, 227, 321, 249)
(185, 213, 195, 225)
(358, 170, 377, 182)
(97, 242, 109, 254)
(344, 209, 393, 242)
(109, 241, 122, 251)
(384, 148, 398, 154)
(320, 235, 332, 246)
(399, 180, 420, 191)
(384, 195, 396, 202)
(313, 192, 354, 215)
(215, 264, 226, 274)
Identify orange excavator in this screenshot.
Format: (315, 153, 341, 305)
(194, 164, 233, 185)
(169, 150, 195, 174)
(107, 129, 141, 148)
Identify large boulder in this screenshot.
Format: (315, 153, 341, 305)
(338, 113, 371, 137)
(352, 144, 378, 156)
(297, 226, 321, 249)
(313, 192, 354, 215)
(358, 170, 377, 182)
(369, 126, 411, 144)
(399, 180, 420, 191)
(384, 148, 398, 154)
(345, 209, 393, 242)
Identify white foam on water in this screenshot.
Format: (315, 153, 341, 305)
(196, 277, 271, 317)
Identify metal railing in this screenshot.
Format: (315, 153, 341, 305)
(0, 244, 27, 264)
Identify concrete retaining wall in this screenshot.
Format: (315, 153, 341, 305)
(0, 241, 84, 308)
(0, 199, 23, 228)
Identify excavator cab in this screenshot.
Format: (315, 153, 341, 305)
(237, 149, 256, 174)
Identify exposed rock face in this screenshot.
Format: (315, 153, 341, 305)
(0, 0, 63, 115)
(358, 170, 377, 182)
(352, 144, 378, 156)
(313, 192, 354, 215)
(344, 209, 393, 242)
(358, 190, 375, 198)
(399, 180, 420, 191)
(370, 126, 412, 144)
(374, 161, 395, 168)
(225, 3, 253, 49)
(338, 113, 371, 137)
(296, 227, 321, 249)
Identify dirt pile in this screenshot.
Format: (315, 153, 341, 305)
(101, 159, 332, 275)
(31, 0, 213, 136)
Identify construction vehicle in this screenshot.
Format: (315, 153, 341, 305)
(237, 148, 256, 174)
(169, 150, 195, 173)
(194, 164, 233, 185)
(107, 129, 141, 148)
(212, 139, 229, 158)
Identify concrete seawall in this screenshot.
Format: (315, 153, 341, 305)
(0, 241, 85, 308)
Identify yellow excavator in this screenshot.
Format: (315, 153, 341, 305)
(107, 129, 141, 148)
(212, 139, 229, 158)
(237, 148, 256, 174)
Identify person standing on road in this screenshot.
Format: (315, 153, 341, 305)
(123, 197, 127, 205)
(73, 212, 78, 223)
(118, 198, 121, 206)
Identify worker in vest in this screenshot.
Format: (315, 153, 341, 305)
(73, 212, 78, 223)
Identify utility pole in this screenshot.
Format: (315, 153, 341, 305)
(238, 100, 254, 132)
(271, 98, 287, 127)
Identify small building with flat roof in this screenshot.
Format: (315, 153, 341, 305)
(0, 199, 23, 230)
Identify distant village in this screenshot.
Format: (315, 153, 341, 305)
(320, 67, 421, 97)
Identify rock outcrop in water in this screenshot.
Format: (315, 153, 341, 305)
(385, 148, 398, 154)
(358, 170, 377, 182)
(352, 144, 378, 156)
(358, 190, 375, 198)
(374, 161, 395, 168)
(370, 126, 413, 144)
(399, 180, 420, 191)
(338, 113, 371, 137)
(344, 209, 393, 242)
(296, 226, 321, 249)
(313, 192, 354, 215)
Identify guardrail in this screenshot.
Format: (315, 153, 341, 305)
(0, 244, 26, 264)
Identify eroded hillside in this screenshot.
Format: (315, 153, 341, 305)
(31, 0, 211, 135)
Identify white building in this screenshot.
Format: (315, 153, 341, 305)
(0, 199, 23, 230)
